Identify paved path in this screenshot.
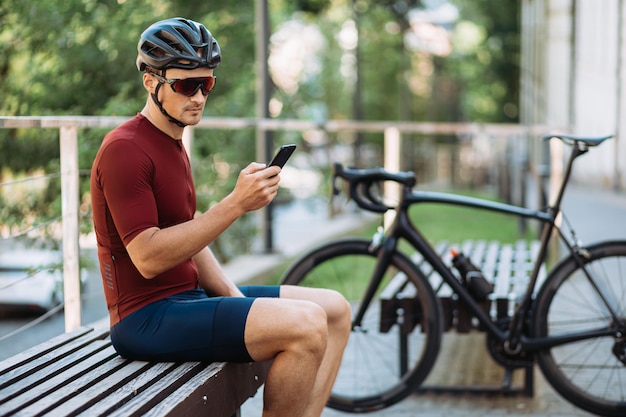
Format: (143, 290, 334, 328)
(239, 183, 626, 416)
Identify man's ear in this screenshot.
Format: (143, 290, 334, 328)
(143, 73, 157, 93)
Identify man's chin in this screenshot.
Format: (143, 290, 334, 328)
(183, 112, 204, 125)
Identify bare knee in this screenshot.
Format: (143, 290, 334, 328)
(293, 302, 328, 359)
(280, 286, 352, 339)
(245, 299, 330, 362)
(324, 289, 352, 337)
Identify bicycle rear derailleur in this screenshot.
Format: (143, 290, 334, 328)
(613, 337, 626, 366)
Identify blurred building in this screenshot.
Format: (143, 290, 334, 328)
(521, 0, 626, 189)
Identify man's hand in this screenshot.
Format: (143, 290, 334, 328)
(229, 162, 281, 213)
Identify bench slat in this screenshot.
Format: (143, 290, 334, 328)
(138, 362, 231, 417)
(0, 344, 117, 414)
(0, 326, 94, 376)
(18, 356, 147, 415)
(482, 241, 500, 281)
(79, 361, 207, 417)
(0, 338, 111, 405)
(531, 240, 548, 291)
(493, 244, 513, 299)
(425, 241, 453, 297)
(0, 327, 108, 390)
(0, 325, 269, 417)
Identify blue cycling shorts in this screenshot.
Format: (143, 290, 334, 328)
(110, 286, 280, 363)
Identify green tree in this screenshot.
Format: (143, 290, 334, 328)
(0, 0, 520, 256)
(0, 0, 263, 258)
(445, 0, 520, 122)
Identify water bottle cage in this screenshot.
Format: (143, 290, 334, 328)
(466, 271, 483, 280)
(465, 270, 494, 301)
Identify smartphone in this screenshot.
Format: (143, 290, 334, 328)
(268, 144, 296, 168)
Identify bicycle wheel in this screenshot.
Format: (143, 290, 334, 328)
(534, 240, 626, 416)
(280, 238, 442, 412)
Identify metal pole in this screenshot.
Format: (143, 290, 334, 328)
(60, 126, 81, 332)
(255, 0, 274, 253)
(352, 0, 363, 167)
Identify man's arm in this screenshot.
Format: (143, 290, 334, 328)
(193, 247, 243, 296)
(126, 162, 281, 279)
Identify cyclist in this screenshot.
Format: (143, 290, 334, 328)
(90, 17, 351, 417)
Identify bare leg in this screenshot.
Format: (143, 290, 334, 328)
(280, 286, 352, 417)
(244, 287, 351, 417)
(245, 297, 329, 417)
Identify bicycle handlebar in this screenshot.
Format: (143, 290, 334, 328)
(332, 163, 416, 213)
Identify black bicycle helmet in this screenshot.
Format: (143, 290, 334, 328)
(136, 17, 221, 71)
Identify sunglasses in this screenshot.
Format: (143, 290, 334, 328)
(151, 73, 216, 96)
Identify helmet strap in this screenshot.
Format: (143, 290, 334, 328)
(151, 80, 187, 128)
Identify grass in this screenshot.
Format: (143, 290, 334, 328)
(408, 197, 538, 244)
(356, 189, 538, 244)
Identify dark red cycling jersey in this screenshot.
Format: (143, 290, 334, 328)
(90, 114, 199, 326)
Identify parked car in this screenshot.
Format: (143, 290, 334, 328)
(0, 249, 86, 314)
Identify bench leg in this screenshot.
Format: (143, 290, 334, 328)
(399, 332, 408, 375)
(523, 364, 534, 397)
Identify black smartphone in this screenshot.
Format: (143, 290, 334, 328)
(268, 144, 296, 168)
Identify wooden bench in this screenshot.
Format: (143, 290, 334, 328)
(379, 239, 546, 396)
(423, 239, 545, 332)
(0, 320, 269, 416)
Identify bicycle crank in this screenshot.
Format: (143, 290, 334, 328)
(486, 318, 534, 368)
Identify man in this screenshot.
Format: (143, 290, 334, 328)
(90, 17, 351, 417)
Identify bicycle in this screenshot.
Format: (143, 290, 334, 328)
(279, 134, 626, 416)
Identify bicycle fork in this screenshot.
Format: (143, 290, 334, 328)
(351, 233, 397, 332)
(352, 234, 415, 374)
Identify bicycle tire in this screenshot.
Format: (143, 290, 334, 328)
(534, 240, 626, 417)
(280, 238, 442, 413)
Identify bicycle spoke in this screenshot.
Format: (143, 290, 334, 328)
(280, 239, 441, 412)
(536, 241, 626, 416)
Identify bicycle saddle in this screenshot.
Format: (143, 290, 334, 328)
(542, 133, 613, 146)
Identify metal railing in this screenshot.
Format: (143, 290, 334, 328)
(0, 116, 551, 332)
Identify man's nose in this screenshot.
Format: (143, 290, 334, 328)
(190, 88, 207, 102)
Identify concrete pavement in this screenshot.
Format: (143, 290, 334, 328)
(235, 183, 626, 417)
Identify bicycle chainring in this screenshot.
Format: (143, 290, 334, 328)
(486, 318, 534, 368)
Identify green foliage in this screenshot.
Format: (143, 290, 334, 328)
(3, 1, 142, 115)
(409, 201, 535, 243)
(358, 5, 407, 122)
(296, 0, 332, 15)
(446, 0, 520, 122)
(0, 0, 520, 257)
(0, 129, 59, 172)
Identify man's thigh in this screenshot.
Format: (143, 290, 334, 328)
(112, 287, 280, 362)
(280, 285, 351, 319)
(244, 293, 327, 361)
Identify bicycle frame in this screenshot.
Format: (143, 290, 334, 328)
(355, 140, 621, 353)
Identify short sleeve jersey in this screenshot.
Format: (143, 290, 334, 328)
(90, 114, 199, 326)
